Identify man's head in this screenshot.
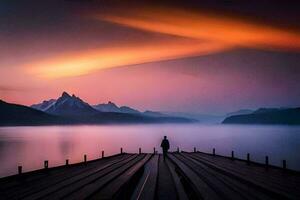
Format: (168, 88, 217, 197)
(164, 136, 167, 139)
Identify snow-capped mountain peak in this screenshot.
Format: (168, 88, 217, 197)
(31, 92, 98, 116)
(31, 99, 56, 111)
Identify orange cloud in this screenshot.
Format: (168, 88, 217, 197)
(27, 5, 300, 79)
(96, 6, 300, 51)
(27, 39, 231, 79)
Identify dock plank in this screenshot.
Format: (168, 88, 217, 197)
(130, 154, 159, 200)
(156, 154, 178, 200)
(165, 157, 189, 200)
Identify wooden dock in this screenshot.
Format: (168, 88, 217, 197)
(0, 151, 300, 200)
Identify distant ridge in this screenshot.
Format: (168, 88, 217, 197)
(222, 107, 300, 125)
(226, 109, 254, 117)
(93, 101, 140, 114)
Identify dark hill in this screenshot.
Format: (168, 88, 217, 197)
(222, 107, 300, 125)
(0, 100, 63, 126)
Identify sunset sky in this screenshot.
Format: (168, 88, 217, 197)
(0, 0, 300, 114)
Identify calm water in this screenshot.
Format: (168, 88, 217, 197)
(0, 124, 299, 177)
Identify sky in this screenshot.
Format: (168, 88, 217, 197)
(0, 0, 300, 114)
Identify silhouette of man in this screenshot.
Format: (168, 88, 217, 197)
(160, 136, 170, 161)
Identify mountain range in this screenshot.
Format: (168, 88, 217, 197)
(0, 92, 195, 126)
(2, 92, 299, 126)
(92, 101, 167, 117)
(31, 92, 169, 117)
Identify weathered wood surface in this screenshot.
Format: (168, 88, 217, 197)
(0, 152, 299, 200)
(131, 155, 159, 200)
(157, 155, 177, 200)
(187, 152, 300, 199)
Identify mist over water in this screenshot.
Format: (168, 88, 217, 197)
(0, 124, 299, 177)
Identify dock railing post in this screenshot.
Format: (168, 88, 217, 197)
(231, 151, 234, 160)
(283, 160, 286, 170)
(102, 150, 104, 158)
(213, 148, 215, 156)
(18, 166, 22, 175)
(265, 156, 269, 168)
(194, 147, 196, 153)
(139, 148, 141, 154)
(177, 147, 179, 153)
(247, 153, 250, 165)
(44, 160, 48, 169)
(121, 147, 123, 154)
(84, 154, 87, 164)
(153, 147, 156, 154)
(66, 159, 69, 166)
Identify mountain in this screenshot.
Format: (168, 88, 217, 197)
(0, 100, 61, 126)
(226, 109, 254, 117)
(35, 92, 98, 116)
(222, 107, 300, 125)
(93, 101, 120, 112)
(93, 102, 140, 114)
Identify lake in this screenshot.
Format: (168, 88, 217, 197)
(0, 124, 299, 177)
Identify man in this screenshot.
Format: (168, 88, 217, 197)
(160, 136, 170, 161)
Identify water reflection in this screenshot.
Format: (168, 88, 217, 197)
(0, 124, 299, 177)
